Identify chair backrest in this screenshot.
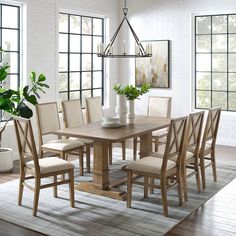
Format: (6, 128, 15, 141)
(161, 116, 188, 172)
(200, 107, 221, 152)
(14, 117, 40, 175)
(186, 111, 205, 155)
(147, 96, 172, 118)
(85, 96, 103, 123)
(36, 102, 61, 136)
(62, 99, 84, 128)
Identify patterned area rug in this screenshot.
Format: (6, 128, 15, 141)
(0, 148, 235, 236)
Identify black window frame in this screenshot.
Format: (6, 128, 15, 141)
(195, 13, 236, 112)
(0, 3, 21, 120)
(59, 12, 105, 108)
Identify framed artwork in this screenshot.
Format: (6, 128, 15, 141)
(135, 40, 170, 88)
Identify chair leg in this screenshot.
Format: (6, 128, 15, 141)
(33, 178, 40, 217)
(127, 170, 133, 208)
(195, 158, 201, 193)
(69, 169, 75, 208)
(108, 143, 112, 165)
(160, 177, 168, 217)
(79, 147, 84, 176)
(200, 156, 206, 189)
(149, 177, 154, 194)
(144, 176, 149, 198)
(154, 137, 159, 152)
(182, 166, 188, 202)
(53, 175, 58, 198)
(18, 171, 25, 206)
(177, 173, 183, 206)
(86, 144, 91, 173)
(211, 149, 217, 182)
(133, 137, 137, 161)
(122, 140, 126, 160)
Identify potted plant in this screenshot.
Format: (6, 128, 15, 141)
(113, 83, 150, 124)
(0, 64, 49, 172)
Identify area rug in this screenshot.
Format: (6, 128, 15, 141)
(0, 148, 235, 236)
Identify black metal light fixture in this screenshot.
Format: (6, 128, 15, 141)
(97, 0, 152, 58)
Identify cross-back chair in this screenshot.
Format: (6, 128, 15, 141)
(62, 99, 93, 174)
(36, 102, 85, 176)
(14, 116, 74, 216)
(85, 96, 126, 164)
(126, 116, 188, 217)
(182, 111, 204, 201)
(199, 107, 221, 189)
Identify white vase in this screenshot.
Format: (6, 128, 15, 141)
(115, 94, 128, 125)
(0, 148, 13, 172)
(127, 100, 135, 124)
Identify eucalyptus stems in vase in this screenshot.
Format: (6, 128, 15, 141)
(113, 83, 150, 124)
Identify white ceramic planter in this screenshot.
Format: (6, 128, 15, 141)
(115, 94, 128, 125)
(127, 100, 135, 124)
(0, 148, 13, 172)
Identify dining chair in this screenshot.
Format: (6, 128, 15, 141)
(62, 99, 93, 173)
(14, 116, 74, 216)
(126, 116, 188, 217)
(199, 107, 221, 189)
(182, 111, 205, 201)
(85, 96, 126, 165)
(35, 102, 85, 176)
(133, 96, 172, 159)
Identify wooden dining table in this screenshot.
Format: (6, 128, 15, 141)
(53, 116, 170, 200)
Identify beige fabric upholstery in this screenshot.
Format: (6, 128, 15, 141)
(188, 143, 211, 153)
(42, 139, 84, 151)
(37, 103, 60, 134)
(69, 137, 93, 144)
(126, 156, 176, 174)
(62, 99, 84, 127)
(26, 157, 74, 174)
(148, 97, 171, 118)
(152, 128, 168, 137)
(152, 151, 194, 162)
(85, 97, 103, 123)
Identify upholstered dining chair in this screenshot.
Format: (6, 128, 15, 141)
(182, 111, 205, 201)
(62, 99, 93, 174)
(133, 96, 172, 159)
(14, 116, 74, 216)
(126, 116, 188, 217)
(85, 96, 126, 165)
(35, 102, 85, 176)
(198, 107, 221, 189)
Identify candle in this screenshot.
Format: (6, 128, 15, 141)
(97, 43, 100, 54)
(123, 40, 126, 54)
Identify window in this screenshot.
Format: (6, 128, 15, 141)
(0, 4, 20, 119)
(195, 14, 236, 111)
(59, 13, 104, 108)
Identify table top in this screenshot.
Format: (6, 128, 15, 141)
(54, 116, 170, 142)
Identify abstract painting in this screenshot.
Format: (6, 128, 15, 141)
(135, 40, 170, 88)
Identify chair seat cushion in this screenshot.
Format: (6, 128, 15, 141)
(26, 157, 74, 174)
(152, 151, 194, 162)
(69, 137, 93, 144)
(126, 156, 176, 174)
(42, 139, 84, 151)
(188, 143, 211, 153)
(152, 128, 168, 137)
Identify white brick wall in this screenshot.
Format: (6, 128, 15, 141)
(119, 0, 236, 147)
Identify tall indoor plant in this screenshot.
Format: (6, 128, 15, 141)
(113, 83, 150, 124)
(0, 64, 49, 171)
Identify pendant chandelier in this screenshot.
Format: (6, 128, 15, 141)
(97, 0, 152, 58)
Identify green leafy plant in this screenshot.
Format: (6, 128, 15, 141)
(113, 83, 150, 100)
(0, 65, 49, 143)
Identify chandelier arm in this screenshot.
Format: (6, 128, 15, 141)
(125, 18, 146, 54)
